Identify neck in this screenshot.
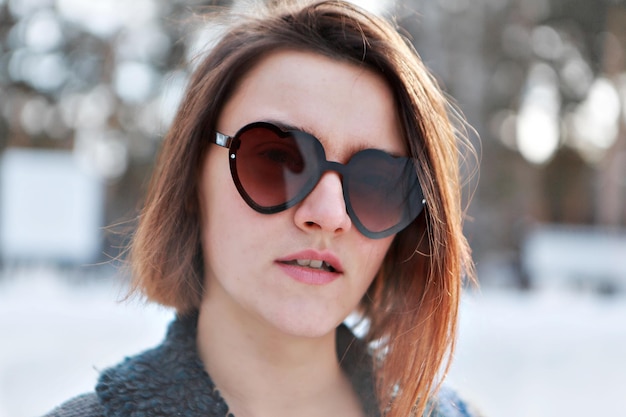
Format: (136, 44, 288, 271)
(196, 294, 363, 417)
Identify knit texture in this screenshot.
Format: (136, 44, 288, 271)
(43, 313, 477, 417)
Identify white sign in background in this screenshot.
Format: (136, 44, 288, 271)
(0, 148, 104, 264)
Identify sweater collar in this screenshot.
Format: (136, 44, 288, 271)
(96, 312, 379, 417)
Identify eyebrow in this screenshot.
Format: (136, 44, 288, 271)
(263, 118, 405, 159)
(265, 119, 318, 138)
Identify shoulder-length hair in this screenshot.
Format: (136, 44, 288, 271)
(130, 1, 475, 416)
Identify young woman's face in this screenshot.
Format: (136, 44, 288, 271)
(198, 50, 405, 338)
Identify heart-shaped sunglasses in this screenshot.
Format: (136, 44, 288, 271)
(211, 122, 425, 239)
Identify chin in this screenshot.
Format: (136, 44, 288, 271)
(268, 312, 344, 339)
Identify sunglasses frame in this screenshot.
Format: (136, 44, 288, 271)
(211, 121, 425, 239)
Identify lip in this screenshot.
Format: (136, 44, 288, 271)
(275, 249, 343, 285)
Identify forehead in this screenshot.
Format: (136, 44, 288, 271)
(217, 49, 406, 159)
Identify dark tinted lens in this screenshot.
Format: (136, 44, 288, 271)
(346, 150, 418, 234)
(234, 125, 314, 209)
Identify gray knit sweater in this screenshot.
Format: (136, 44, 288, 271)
(44, 313, 476, 417)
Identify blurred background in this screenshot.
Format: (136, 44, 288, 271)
(0, 0, 625, 416)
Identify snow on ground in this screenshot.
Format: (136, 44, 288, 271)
(447, 289, 626, 417)
(0, 267, 174, 417)
(1, 267, 625, 417)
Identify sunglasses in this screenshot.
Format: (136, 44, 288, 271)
(211, 121, 425, 239)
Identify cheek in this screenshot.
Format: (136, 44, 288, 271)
(198, 151, 270, 270)
(355, 236, 395, 287)
(198, 152, 239, 259)
(369, 236, 395, 265)
(198, 149, 248, 227)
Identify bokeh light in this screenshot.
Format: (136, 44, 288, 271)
(516, 63, 561, 164)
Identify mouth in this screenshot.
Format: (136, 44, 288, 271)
(280, 259, 338, 273)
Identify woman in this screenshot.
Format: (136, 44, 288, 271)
(46, 1, 477, 416)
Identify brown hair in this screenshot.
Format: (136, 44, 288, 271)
(130, 1, 475, 416)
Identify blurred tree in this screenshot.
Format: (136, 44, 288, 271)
(0, 0, 223, 259)
(596, 4, 626, 226)
(394, 0, 625, 286)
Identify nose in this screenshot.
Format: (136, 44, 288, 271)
(293, 172, 352, 236)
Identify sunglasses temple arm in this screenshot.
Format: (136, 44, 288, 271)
(213, 132, 232, 148)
